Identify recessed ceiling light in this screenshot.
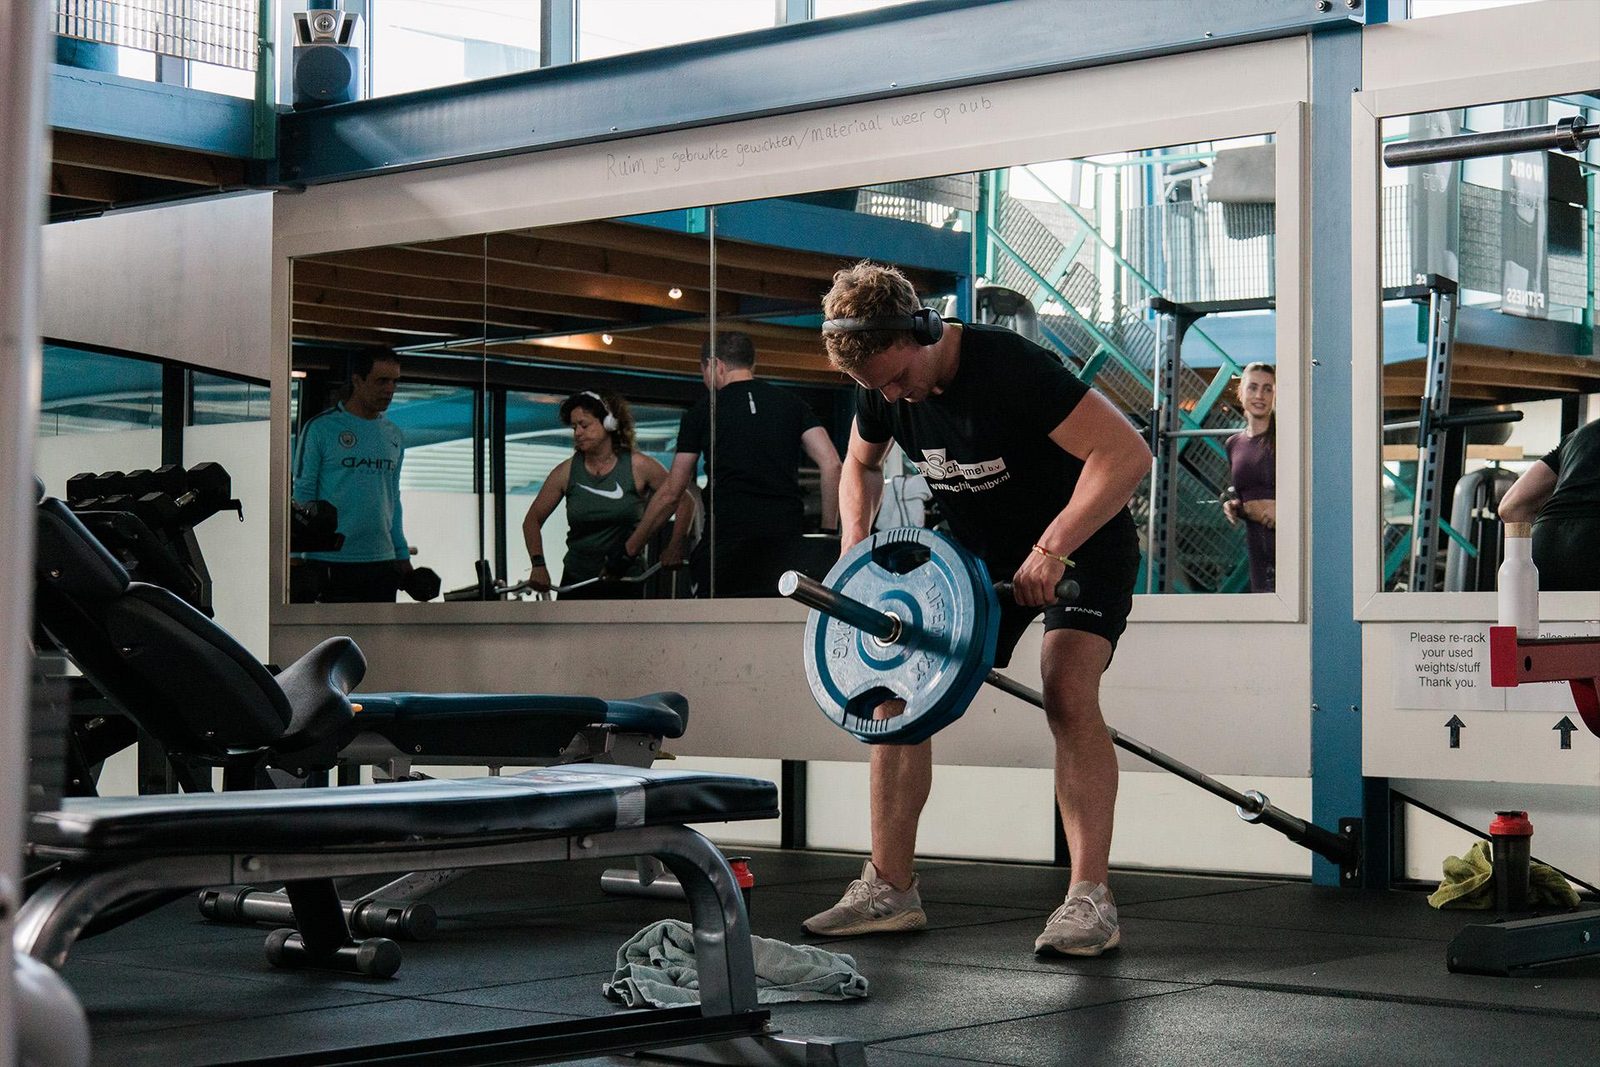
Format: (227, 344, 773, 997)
(601, 333, 614, 345)
(668, 287, 683, 300)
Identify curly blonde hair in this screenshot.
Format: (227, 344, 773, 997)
(821, 261, 924, 373)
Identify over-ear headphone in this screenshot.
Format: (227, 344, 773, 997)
(579, 390, 618, 432)
(822, 307, 944, 346)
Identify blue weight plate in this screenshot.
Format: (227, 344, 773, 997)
(801, 527, 999, 744)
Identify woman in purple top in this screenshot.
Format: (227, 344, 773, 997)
(1223, 362, 1277, 592)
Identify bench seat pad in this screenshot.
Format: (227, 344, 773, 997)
(29, 765, 775, 858)
(352, 691, 688, 739)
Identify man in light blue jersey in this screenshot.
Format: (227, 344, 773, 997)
(291, 352, 413, 602)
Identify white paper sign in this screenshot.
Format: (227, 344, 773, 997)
(1391, 624, 1503, 711)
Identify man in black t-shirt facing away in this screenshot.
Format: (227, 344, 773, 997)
(620, 331, 842, 597)
(1497, 416, 1600, 591)
(801, 261, 1150, 958)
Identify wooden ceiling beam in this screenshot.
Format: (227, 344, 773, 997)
(483, 231, 823, 304)
(292, 304, 479, 338)
(293, 261, 641, 322)
(293, 284, 561, 334)
(1453, 344, 1600, 380)
(482, 340, 840, 384)
(1382, 376, 1501, 402)
(51, 130, 244, 186)
(50, 163, 120, 203)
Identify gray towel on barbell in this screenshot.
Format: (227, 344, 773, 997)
(603, 919, 870, 1008)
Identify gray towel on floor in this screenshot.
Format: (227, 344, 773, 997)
(603, 919, 870, 1008)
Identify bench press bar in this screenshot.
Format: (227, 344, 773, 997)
(784, 571, 1360, 872)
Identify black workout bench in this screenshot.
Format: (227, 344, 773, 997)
(18, 763, 865, 1066)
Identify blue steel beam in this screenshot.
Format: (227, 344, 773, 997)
(710, 199, 970, 277)
(279, 0, 1367, 186)
(1308, 24, 1384, 889)
(49, 63, 254, 157)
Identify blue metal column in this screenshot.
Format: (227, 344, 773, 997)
(544, 0, 576, 66)
(1309, 24, 1388, 888)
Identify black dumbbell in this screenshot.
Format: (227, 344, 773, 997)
(401, 567, 442, 602)
(184, 461, 232, 505)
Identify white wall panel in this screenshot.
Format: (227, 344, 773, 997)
(43, 191, 272, 380)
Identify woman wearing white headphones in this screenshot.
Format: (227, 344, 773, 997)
(521, 390, 693, 598)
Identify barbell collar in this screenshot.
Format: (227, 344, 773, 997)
(779, 570, 903, 644)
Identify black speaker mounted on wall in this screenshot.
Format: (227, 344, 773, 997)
(292, 2, 362, 110)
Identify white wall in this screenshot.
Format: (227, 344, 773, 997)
(42, 191, 272, 379)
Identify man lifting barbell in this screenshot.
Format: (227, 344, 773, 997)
(801, 261, 1151, 957)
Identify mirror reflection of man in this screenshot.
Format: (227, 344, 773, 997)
(621, 331, 842, 597)
(291, 352, 413, 602)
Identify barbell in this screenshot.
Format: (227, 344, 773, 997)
(780, 527, 1359, 872)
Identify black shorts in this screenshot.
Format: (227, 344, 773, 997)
(991, 544, 1139, 670)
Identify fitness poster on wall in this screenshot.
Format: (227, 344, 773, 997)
(1500, 99, 1549, 320)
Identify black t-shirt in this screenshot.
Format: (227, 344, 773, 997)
(854, 321, 1139, 573)
(1536, 420, 1600, 523)
(677, 378, 822, 538)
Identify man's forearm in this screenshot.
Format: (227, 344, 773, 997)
(663, 493, 695, 553)
(1036, 450, 1148, 558)
(839, 457, 883, 550)
(628, 486, 681, 556)
(820, 464, 841, 530)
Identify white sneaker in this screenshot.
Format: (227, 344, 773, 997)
(801, 861, 927, 937)
(1034, 881, 1121, 957)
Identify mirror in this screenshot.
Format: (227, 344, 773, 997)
(1378, 93, 1598, 593)
(287, 215, 715, 603)
(710, 133, 1287, 596)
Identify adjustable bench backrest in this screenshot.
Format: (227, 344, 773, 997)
(35, 495, 336, 760)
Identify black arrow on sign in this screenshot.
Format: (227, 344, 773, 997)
(1554, 716, 1577, 750)
(1445, 715, 1465, 749)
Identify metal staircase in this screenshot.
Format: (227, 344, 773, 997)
(981, 169, 1261, 593)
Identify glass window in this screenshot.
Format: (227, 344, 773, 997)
(577, 0, 775, 62)
(386, 382, 483, 594)
(193, 370, 271, 424)
(35, 344, 165, 497)
(813, 0, 922, 17)
(1405, 0, 1540, 18)
(370, 0, 541, 97)
(188, 60, 255, 98)
(38, 345, 164, 437)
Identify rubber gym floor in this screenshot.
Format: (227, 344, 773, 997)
(68, 849, 1600, 1066)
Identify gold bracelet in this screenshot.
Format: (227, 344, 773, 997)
(1032, 544, 1075, 568)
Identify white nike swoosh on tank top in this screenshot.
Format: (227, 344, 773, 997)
(577, 483, 624, 500)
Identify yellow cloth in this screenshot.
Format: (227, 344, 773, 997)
(1427, 840, 1581, 910)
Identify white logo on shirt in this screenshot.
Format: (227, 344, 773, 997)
(577, 483, 625, 500)
(914, 448, 1007, 483)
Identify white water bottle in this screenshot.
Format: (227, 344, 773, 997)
(1497, 522, 1539, 639)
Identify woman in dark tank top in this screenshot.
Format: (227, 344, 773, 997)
(519, 390, 692, 599)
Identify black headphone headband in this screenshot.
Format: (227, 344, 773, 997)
(821, 307, 944, 346)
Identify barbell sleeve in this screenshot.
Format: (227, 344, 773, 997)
(779, 570, 903, 644)
(983, 671, 1358, 869)
(1383, 117, 1593, 167)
